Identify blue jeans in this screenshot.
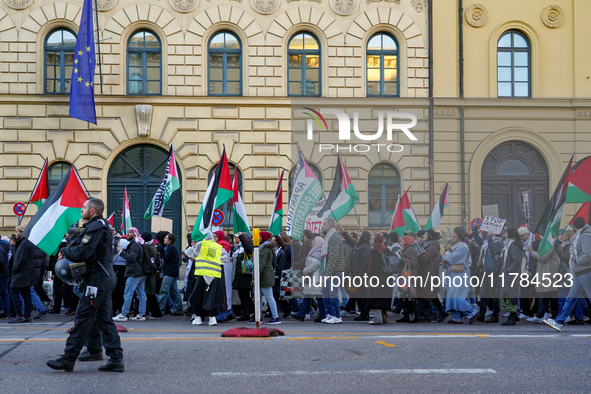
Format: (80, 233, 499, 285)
(555, 271, 591, 325)
(321, 272, 342, 318)
(29, 286, 46, 314)
(298, 298, 312, 318)
(158, 275, 183, 314)
(261, 287, 278, 319)
(339, 284, 349, 308)
(121, 276, 146, 316)
(558, 289, 588, 320)
(317, 298, 327, 319)
(0, 277, 10, 316)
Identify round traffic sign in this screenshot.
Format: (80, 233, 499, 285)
(13, 202, 26, 217)
(470, 217, 483, 232)
(211, 209, 224, 226)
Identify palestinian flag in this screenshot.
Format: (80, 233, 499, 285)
(107, 212, 114, 226)
(424, 183, 449, 230)
(30, 158, 49, 209)
(569, 202, 591, 228)
(389, 196, 406, 236)
(121, 186, 132, 233)
(316, 153, 359, 222)
(232, 172, 250, 235)
(192, 148, 233, 241)
(391, 188, 420, 234)
(538, 154, 574, 257)
(566, 155, 591, 203)
(269, 170, 285, 235)
(286, 151, 323, 241)
(24, 166, 89, 256)
(143, 144, 180, 220)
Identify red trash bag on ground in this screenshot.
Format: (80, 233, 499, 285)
(221, 327, 285, 338)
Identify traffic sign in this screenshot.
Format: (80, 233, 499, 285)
(211, 209, 224, 226)
(13, 202, 26, 217)
(470, 217, 483, 232)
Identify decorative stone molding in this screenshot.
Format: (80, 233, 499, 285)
(465, 4, 488, 28)
(287, 0, 321, 3)
(207, 0, 242, 2)
(329, 0, 359, 16)
(576, 110, 591, 118)
(541, 5, 564, 29)
(410, 0, 427, 13)
(250, 0, 280, 14)
(170, 0, 199, 13)
(366, 0, 399, 3)
(3, 0, 33, 10)
(434, 108, 458, 117)
(136, 105, 153, 137)
(94, 0, 118, 12)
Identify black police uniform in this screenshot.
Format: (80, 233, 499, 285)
(60, 215, 123, 361)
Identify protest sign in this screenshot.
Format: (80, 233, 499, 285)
(482, 204, 499, 218)
(480, 216, 506, 235)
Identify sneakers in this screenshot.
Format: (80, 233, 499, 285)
(265, 317, 281, 325)
(502, 312, 510, 317)
(321, 314, 334, 323)
(192, 316, 203, 325)
(544, 312, 552, 319)
(518, 313, 528, 320)
(130, 315, 146, 322)
(8, 316, 31, 324)
(47, 356, 76, 372)
(323, 316, 342, 324)
(564, 316, 571, 323)
(544, 318, 563, 332)
(527, 316, 544, 323)
(292, 314, 305, 322)
(209, 317, 217, 326)
(246, 318, 256, 323)
(113, 314, 128, 322)
(146, 316, 161, 320)
(485, 310, 493, 317)
(34, 310, 49, 320)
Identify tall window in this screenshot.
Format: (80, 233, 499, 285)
(127, 30, 161, 95)
(497, 30, 530, 98)
(288, 33, 320, 96)
(368, 164, 400, 226)
(288, 163, 322, 198)
(208, 31, 242, 96)
(48, 162, 72, 194)
(208, 163, 242, 227)
(45, 29, 77, 94)
(366, 33, 399, 96)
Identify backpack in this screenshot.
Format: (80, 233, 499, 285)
(139, 246, 157, 276)
(381, 249, 400, 275)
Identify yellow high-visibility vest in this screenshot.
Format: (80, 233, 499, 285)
(194, 240, 223, 278)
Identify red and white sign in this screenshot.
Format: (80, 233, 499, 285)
(13, 202, 26, 216)
(211, 209, 224, 226)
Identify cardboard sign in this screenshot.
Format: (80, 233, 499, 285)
(482, 204, 499, 218)
(480, 216, 506, 235)
(151, 216, 173, 233)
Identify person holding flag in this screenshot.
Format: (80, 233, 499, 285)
(144, 144, 181, 221)
(269, 170, 284, 235)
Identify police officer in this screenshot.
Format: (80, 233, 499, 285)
(47, 198, 124, 372)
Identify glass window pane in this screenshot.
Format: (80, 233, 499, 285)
(513, 33, 528, 48)
(46, 31, 62, 47)
(514, 83, 529, 97)
(384, 55, 397, 69)
(383, 165, 397, 180)
(146, 53, 160, 67)
(368, 185, 381, 197)
(305, 82, 319, 96)
(210, 33, 225, 49)
(146, 80, 160, 94)
(306, 68, 319, 81)
(209, 67, 223, 81)
(514, 52, 528, 67)
(129, 53, 142, 67)
(384, 69, 397, 82)
(46, 64, 56, 78)
(498, 52, 511, 66)
(289, 54, 302, 67)
(303, 34, 318, 50)
(210, 54, 223, 67)
(498, 82, 512, 96)
(385, 187, 398, 199)
(110, 159, 140, 179)
(225, 33, 240, 49)
(367, 35, 382, 51)
(147, 67, 160, 80)
(227, 54, 240, 67)
(129, 66, 142, 79)
(63, 31, 76, 48)
(367, 81, 380, 95)
(498, 67, 511, 82)
(289, 82, 302, 95)
(367, 69, 380, 82)
(46, 52, 58, 65)
(369, 167, 383, 181)
(367, 55, 380, 68)
(227, 81, 241, 95)
(498, 34, 511, 48)
(368, 199, 381, 211)
(514, 67, 528, 82)
(209, 81, 223, 95)
(65, 78, 72, 93)
(65, 65, 73, 80)
(129, 32, 143, 47)
(289, 68, 300, 81)
(306, 55, 319, 68)
(227, 67, 240, 81)
(384, 82, 397, 95)
(144, 32, 159, 48)
(46, 79, 56, 93)
(289, 34, 304, 50)
(382, 35, 397, 51)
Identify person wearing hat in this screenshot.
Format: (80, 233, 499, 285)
(499, 228, 525, 326)
(233, 232, 254, 322)
(113, 228, 147, 322)
(141, 232, 162, 320)
(0, 235, 11, 319)
(7, 225, 36, 323)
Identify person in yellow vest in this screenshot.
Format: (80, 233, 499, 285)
(187, 232, 228, 326)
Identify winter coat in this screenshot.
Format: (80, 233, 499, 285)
(292, 239, 312, 271)
(400, 244, 419, 278)
(160, 244, 180, 278)
(285, 245, 292, 267)
(418, 240, 442, 299)
(32, 246, 47, 285)
(302, 247, 323, 297)
(10, 237, 36, 288)
(119, 241, 145, 278)
(531, 247, 560, 293)
(573, 224, 591, 277)
(259, 243, 275, 288)
(351, 232, 371, 277)
(325, 231, 345, 276)
(500, 240, 523, 299)
(144, 242, 158, 295)
(0, 241, 9, 279)
(274, 248, 289, 277)
(367, 248, 392, 309)
(291, 240, 302, 266)
(233, 234, 254, 290)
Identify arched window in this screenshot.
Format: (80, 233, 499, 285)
(48, 162, 72, 194)
(127, 30, 162, 95)
(366, 33, 399, 97)
(208, 31, 242, 96)
(497, 30, 530, 98)
(287, 32, 320, 97)
(45, 28, 77, 94)
(208, 163, 242, 227)
(288, 163, 322, 198)
(368, 163, 400, 226)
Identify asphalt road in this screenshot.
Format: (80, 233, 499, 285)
(1, 313, 590, 393)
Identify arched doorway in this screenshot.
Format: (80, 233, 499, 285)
(481, 141, 549, 228)
(107, 145, 182, 238)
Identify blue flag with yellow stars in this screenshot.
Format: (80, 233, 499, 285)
(69, 0, 96, 124)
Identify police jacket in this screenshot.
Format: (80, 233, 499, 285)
(32, 246, 47, 284)
(119, 241, 145, 278)
(10, 237, 36, 288)
(61, 215, 114, 275)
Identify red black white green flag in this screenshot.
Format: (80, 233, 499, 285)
(569, 202, 591, 228)
(566, 155, 591, 203)
(144, 144, 180, 220)
(121, 186, 132, 233)
(232, 172, 250, 235)
(30, 158, 49, 209)
(390, 188, 420, 235)
(424, 183, 449, 230)
(316, 153, 359, 222)
(269, 170, 285, 235)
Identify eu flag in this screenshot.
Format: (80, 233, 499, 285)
(69, 0, 96, 124)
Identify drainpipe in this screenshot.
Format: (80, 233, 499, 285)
(459, 0, 466, 227)
(428, 0, 434, 212)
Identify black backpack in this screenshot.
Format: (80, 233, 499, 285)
(139, 246, 158, 275)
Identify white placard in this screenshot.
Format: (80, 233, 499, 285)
(480, 216, 506, 235)
(482, 204, 499, 218)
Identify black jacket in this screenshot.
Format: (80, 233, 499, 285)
(32, 246, 47, 284)
(10, 237, 36, 288)
(119, 241, 145, 278)
(274, 248, 289, 277)
(500, 239, 524, 299)
(351, 232, 371, 277)
(0, 241, 9, 279)
(233, 234, 253, 290)
(61, 215, 114, 275)
(159, 244, 180, 278)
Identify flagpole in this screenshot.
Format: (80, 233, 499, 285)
(353, 205, 361, 227)
(179, 188, 189, 234)
(21, 157, 49, 225)
(72, 165, 91, 197)
(373, 185, 412, 236)
(93, 0, 103, 93)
